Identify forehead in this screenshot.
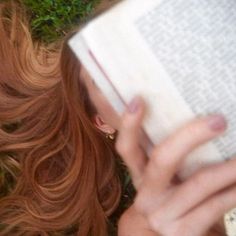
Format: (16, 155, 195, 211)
(79, 66, 121, 129)
(79, 66, 91, 84)
(78, 66, 95, 97)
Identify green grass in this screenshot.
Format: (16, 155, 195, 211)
(22, 0, 100, 43)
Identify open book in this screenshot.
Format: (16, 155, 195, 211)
(69, 0, 236, 178)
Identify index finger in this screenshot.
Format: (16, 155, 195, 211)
(144, 114, 227, 190)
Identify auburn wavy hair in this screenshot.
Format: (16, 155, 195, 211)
(0, 2, 121, 235)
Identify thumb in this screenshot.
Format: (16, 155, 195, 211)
(116, 96, 147, 188)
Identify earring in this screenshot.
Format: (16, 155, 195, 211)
(105, 133, 115, 140)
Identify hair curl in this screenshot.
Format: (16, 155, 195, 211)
(0, 2, 121, 235)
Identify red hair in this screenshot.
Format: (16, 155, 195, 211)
(0, 2, 121, 235)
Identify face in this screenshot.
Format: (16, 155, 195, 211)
(80, 66, 152, 153)
(80, 66, 121, 130)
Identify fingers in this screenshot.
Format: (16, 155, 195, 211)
(134, 115, 227, 215)
(116, 96, 148, 188)
(177, 185, 236, 236)
(154, 158, 236, 221)
(116, 99, 232, 236)
(144, 114, 227, 189)
(146, 181, 236, 236)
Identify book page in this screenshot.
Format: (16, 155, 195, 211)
(134, 0, 236, 161)
(69, 0, 236, 177)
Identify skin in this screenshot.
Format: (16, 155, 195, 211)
(80, 67, 120, 131)
(80, 67, 236, 236)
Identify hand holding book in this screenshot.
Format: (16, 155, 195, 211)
(116, 97, 231, 236)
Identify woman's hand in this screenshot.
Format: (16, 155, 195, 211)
(117, 97, 236, 236)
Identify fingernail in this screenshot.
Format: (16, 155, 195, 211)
(128, 97, 141, 113)
(208, 115, 227, 131)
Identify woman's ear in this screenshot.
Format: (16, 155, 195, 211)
(93, 114, 116, 134)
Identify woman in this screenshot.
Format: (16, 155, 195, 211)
(1, 1, 236, 235)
